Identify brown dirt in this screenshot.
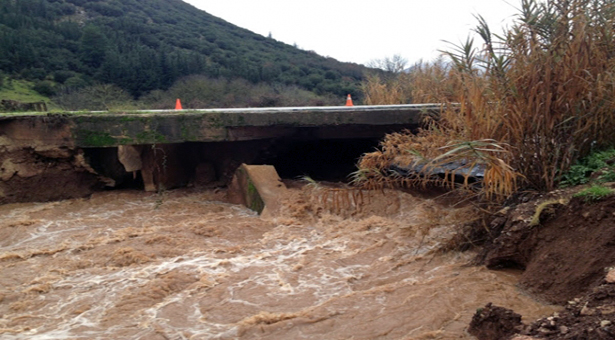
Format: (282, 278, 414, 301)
(469, 281, 615, 340)
(468, 303, 523, 340)
(524, 281, 615, 339)
(484, 195, 615, 304)
(472, 193, 615, 339)
(0, 147, 103, 204)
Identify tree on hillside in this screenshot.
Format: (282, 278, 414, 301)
(368, 55, 408, 74)
(79, 25, 107, 69)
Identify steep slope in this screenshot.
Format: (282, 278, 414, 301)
(0, 0, 367, 98)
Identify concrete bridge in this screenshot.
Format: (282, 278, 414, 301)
(1, 104, 439, 147)
(0, 104, 440, 203)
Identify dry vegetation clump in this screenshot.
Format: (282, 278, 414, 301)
(358, 0, 615, 201)
(362, 55, 413, 105)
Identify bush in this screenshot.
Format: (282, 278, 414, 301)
(138, 75, 339, 109)
(53, 84, 133, 111)
(561, 149, 615, 187)
(53, 70, 76, 84)
(21, 68, 47, 81)
(63, 76, 88, 90)
(33, 80, 57, 96)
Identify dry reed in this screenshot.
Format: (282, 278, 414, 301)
(358, 0, 615, 200)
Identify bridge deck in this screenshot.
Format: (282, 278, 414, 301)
(0, 104, 441, 147)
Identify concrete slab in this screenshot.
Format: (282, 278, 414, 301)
(228, 164, 287, 217)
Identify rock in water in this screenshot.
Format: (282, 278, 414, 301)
(468, 303, 523, 340)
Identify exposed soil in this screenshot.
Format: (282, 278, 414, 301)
(523, 281, 615, 339)
(468, 303, 523, 340)
(484, 194, 615, 305)
(471, 192, 615, 339)
(468, 281, 615, 340)
(0, 147, 103, 204)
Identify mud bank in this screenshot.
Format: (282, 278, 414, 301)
(471, 194, 615, 339)
(0, 147, 103, 203)
(0, 185, 557, 339)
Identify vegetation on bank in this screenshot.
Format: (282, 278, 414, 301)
(50, 76, 341, 111)
(565, 148, 615, 202)
(0, 0, 370, 110)
(561, 148, 615, 187)
(573, 184, 615, 202)
(357, 0, 615, 201)
(0, 78, 55, 105)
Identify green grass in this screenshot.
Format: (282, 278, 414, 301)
(573, 184, 615, 202)
(0, 78, 51, 102)
(0, 78, 65, 112)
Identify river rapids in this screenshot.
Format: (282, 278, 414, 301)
(0, 185, 557, 339)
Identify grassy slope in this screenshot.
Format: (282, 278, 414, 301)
(0, 78, 60, 110)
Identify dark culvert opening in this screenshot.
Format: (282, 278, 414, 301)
(255, 138, 380, 182)
(81, 137, 381, 191)
(82, 147, 144, 189)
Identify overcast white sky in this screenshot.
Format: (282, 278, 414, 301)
(183, 0, 520, 66)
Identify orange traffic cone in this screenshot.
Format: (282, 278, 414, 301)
(175, 98, 183, 110)
(345, 94, 353, 106)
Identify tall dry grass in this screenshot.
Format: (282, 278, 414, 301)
(362, 55, 414, 105)
(358, 0, 615, 200)
(362, 58, 455, 105)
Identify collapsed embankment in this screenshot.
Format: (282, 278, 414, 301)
(0, 138, 378, 204)
(469, 192, 615, 339)
(0, 146, 103, 203)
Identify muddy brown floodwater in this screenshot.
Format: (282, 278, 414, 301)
(0, 185, 558, 339)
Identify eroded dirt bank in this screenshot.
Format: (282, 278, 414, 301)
(0, 146, 103, 204)
(471, 194, 615, 339)
(0, 185, 556, 339)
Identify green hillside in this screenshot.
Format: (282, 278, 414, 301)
(0, 0, 370, 109)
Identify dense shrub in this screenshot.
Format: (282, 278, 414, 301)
(54, 83, 134, 111)
(33, 80, 56, 96)
(138, 75, 338, 110)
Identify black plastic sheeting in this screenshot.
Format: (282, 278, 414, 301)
(389, 159, 486, 183)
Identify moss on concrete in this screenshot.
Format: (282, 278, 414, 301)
(136, 130, 167, 144)
(76, 130, 135, 147)
(206, 114, 224, 128)
(246, 179, 265, 213)
(79, 131, 117, 147)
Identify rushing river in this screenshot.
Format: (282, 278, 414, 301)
(0, 185, 557, 339)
